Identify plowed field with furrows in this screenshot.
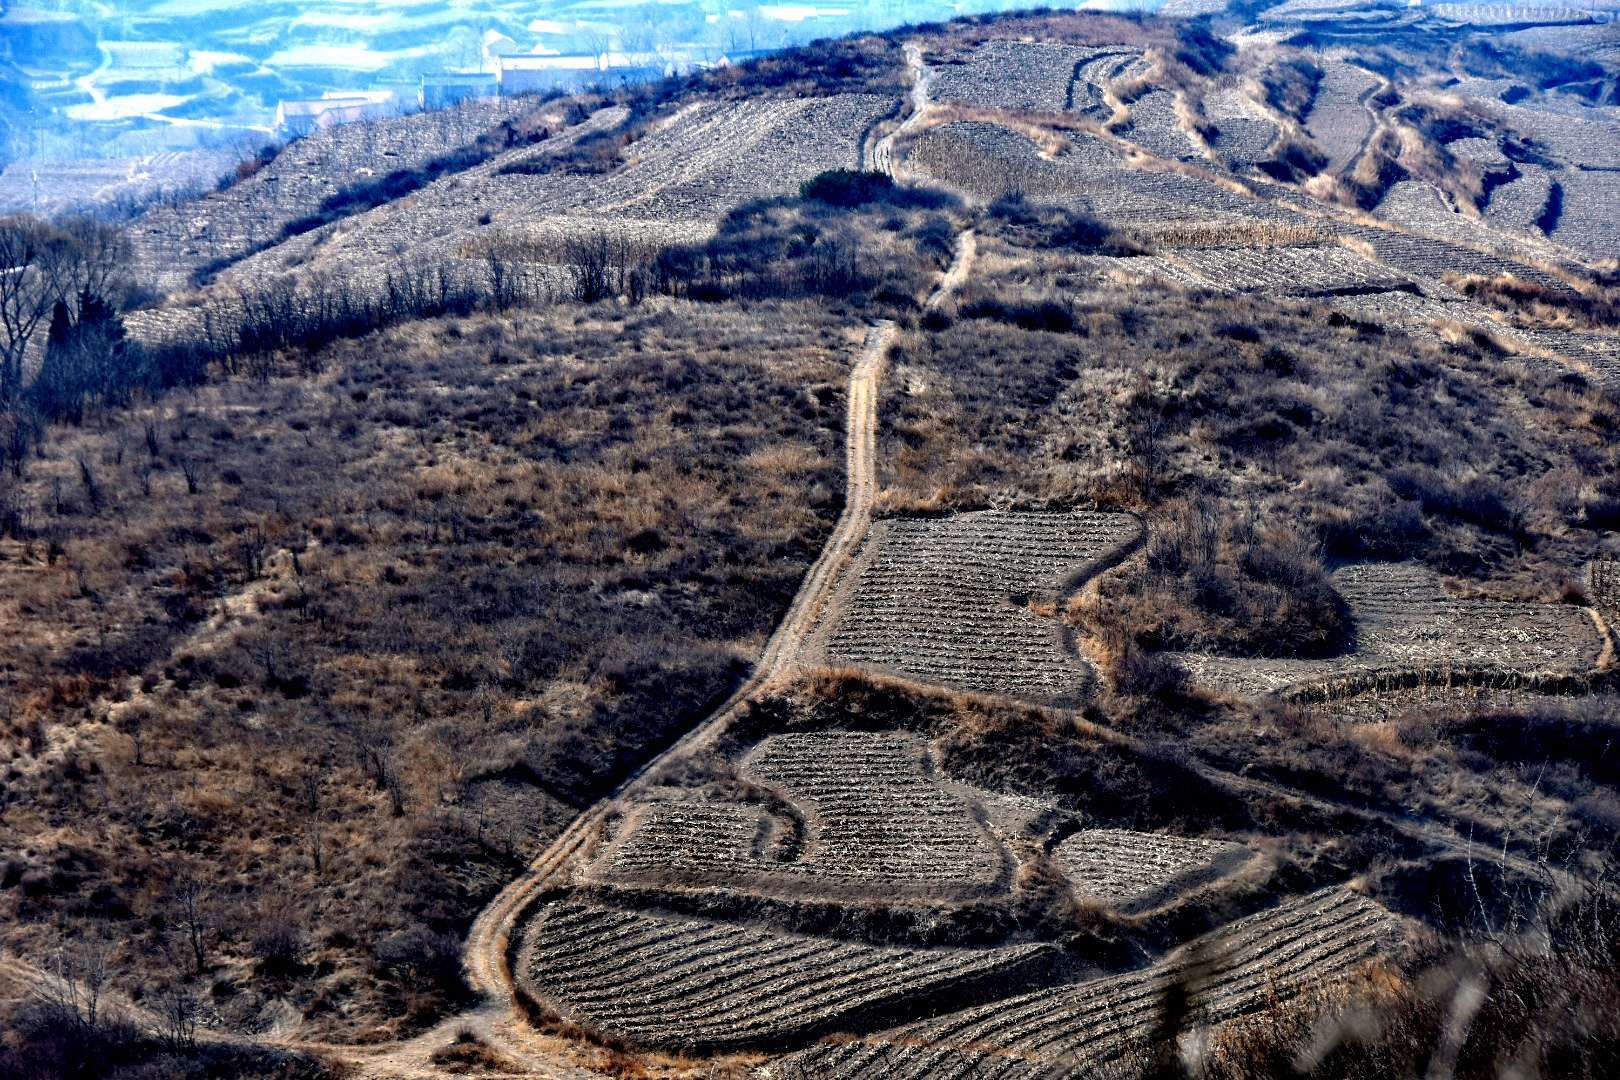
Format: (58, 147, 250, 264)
(1175, 563, 1607, 698)
(129, 99, 533, 288)
(1054, 830, 1251, 913)
(516, 902, 1053, 1053)
(1204, 87, 1280, 167)
(1304, 61, 1380, 173)
(824, 511, 1141, 702)
(1550, 169, 1620, 260)
(1114, 90, 1203, 162)
(588, 730, 1008, 900)
(1373, 180, 1565, 262)
(1325, 291, 1620, 384)
(1165, 244, 1411, 293)
(1075, 52, 1150, 121)
(778, 888, 1397, 1078)
(529, 95, 891, 222)
(1077, 170, 1305, 228)
(929, 41, 1123, 114)
(907, 122, 1121, 200)
(1484, 164, 1556, 232)
(242, 107, 630, 273)
(1339, 223, 1576, 293)
(1489, 102, 1620, 170)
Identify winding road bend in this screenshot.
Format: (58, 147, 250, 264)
(340, 229, 976, 1078)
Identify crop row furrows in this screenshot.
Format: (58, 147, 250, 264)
(1304, 61, 1380, 173)
(1054, 829, 1249, 910)
(130, 99, 532, 285)
(1494, 100, 1620, 170)
(1374, 179, 1563, 264)
(930, 41, 1123, 114)
(1209, 117, 1280, 166)
(1075, 53, 1152, 122)
(292, 107, 629, 267)
(1338, 223, 1576, 293)
(907, 123, 1106, 200)
(521, 95, 888, 225)
(1077, 170, 1306, 229)
(1165, 245, 1410, 293)
(826, 512, 1139, 700)
(1549, 169, 1620, 262)
(591, 731, 1006, 897)
(1485, 164, 1556, 232)
(1115, 90, 1203, 163)
(1327, 290, 1475, 347)
(739, 731, 1005, 886)
(1202, 83, 1279, 165)
(1176, 563, 1607, 697)
(782, 888, 1395, 1077)
(1448, 137, 1511, 169)
(519, 901, 1050, 1052)
(631, 94, 890, 222)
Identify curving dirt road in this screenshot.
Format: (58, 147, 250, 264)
(865, 42, 935, 177)
(381, 230, 975, 1077)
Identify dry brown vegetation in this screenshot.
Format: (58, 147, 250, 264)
(1203, 886, 1620, 1080)
(2, 5, 1618, 1077)
(0, 299, 853, 1042)
(882, 214, 1618, 662)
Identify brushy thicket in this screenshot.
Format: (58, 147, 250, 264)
(0, 995, 336, 1080)
(1090, 501, 1351, 659)
(1202, 888, 1620, 1080)
(648, 173, 960, 307)
(0, 301, 850, 1044)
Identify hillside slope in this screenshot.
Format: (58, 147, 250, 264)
(2, 5, 1619, 1080)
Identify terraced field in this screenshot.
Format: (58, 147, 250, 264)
(569, 95, 892, 222)
(129, 98, 533, 289)
(1204, 86, 1281, 167)
(1484, 163, 1556, 233)
(588, 730, 1009, 901)
(162, 92, 892, 302)
(821, 511, 1142, 703)
(1304, 61, 1381, 173)
(1338, 223, 1575, 293)
(100, 16, 1614, 1076)
(1055, 830, 1252, 914)
(1114, 89, 1203, 162)
(222, 105, 633, 282)
(930, 41, 1121, 114)
(1550, 169, 1620, 260)
(1073, 51, 1146, 121)
(1325, 289, 1620, 386)
(779, 888, 1398, 1078)
(1175, 563, 1608, 699)
(516, 901, 1053, 1053)
(1166, 243, 1412, 294)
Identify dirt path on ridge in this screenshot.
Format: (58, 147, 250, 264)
(335, 230, 976, 1078)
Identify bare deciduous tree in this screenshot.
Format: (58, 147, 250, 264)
(0, 215, 67, 397)
(171, 877, 213, 976)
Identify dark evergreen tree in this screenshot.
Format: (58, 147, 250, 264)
(34, 290, 130, 421)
